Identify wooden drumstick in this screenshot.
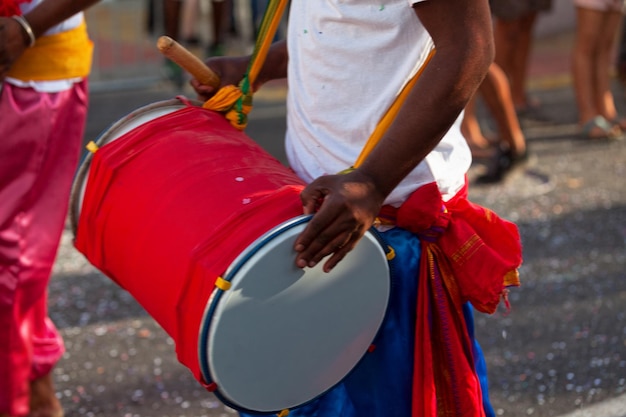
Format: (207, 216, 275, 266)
(157, 36, 221, 89)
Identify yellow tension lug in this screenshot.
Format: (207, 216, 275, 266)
(215, 276, 231, 291)
(86, 141, 99, 153)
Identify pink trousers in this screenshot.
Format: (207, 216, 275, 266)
(0, 80, 88, 416)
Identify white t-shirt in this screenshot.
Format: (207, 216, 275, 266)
(285, 0, 470, 206)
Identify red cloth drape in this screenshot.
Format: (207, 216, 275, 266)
(380, 181, 522, 417)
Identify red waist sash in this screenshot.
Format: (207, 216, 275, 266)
(380, 181, 522, 417)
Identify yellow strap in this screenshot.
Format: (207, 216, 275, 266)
(247, 0, 289, 86)
(202, 0, 288, 130)
(277, 410, 289, 417)
(352, 48, 436, 168)
(7, 20, 93, 81)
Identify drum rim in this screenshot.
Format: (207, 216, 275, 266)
(68, 98, 202, 236)
(197, 215, 311, 389)
(197, 215, 392, 414)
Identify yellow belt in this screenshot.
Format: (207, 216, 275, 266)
(7, 20, 93, 81)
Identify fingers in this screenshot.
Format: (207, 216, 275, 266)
(294, 214, 366, 272)
(322, 236, 360, 273)
(313, 230, 362, 273)
(189, 78, 218, 101)
(294, 173, 382, 272)
(300, 187, 325, 215)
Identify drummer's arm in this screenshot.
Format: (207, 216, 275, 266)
(294, 0, 494, 272)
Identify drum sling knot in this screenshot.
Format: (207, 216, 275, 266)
(202, 0, 287, 131)
(202, 76, 253, 130)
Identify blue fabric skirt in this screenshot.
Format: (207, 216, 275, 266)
(239, 227, 495, 417)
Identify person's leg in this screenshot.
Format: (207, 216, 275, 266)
(180, 0, 200, 44)
(208, 0, 227, 56)
(492, 17, 520, 82)
(617, 14, 626, 83)
(471, 63, 528, 183)
(0, 82, 86, 417)
(508, 12, 537, 111)
(479, 63, 527, 157)
(572, 6, 622, 138)
(250, 0, 261, 39)
(460, 97, 496, 159)
(594, 10, 624, 126)
(27, 82, 87, 417)
(164, 0, 182, 38)
(0, 85, 50, 417)
(573, 7, 602, 124)
(163, 0, 185, 86)
(28, 301, 64, 417)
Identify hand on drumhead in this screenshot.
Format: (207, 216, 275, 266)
(190, 56, 250, 101)
(294, 171, 385, 273)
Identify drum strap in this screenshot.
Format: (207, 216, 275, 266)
(352, 47, 436, 169)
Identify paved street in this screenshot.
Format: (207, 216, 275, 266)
(46, 19, 626, 417)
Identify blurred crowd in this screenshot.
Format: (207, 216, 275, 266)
(463, 0, 626, 184)
(145, 0, 285, 87)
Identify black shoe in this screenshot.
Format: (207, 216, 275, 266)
(476, 146, 528, 184)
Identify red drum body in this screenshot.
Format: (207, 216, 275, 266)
(71, 98, 391, 414)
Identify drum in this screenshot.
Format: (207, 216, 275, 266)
(70, 97, 392, 415)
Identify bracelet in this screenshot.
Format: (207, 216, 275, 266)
(11, 15, 36, 47)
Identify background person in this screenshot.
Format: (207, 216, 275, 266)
(462, 62, 529, 183)
(571, 0, 626, 139)
(490, 0, 553, 119)
(0, 0, 100, 415)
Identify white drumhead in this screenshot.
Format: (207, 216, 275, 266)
(199, 216, 390, 413)
(69, 99, 198, 234)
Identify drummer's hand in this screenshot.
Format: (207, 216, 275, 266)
(189, 55, 250, 101)
(0, 17, 29, 81)
(294, 170, 386, 273)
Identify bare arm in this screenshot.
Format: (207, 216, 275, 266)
(356, 0, 494, 197)
(294, 0, 494, 272)
(0, 0, 100, 79)
(23, 0, 101, 38)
